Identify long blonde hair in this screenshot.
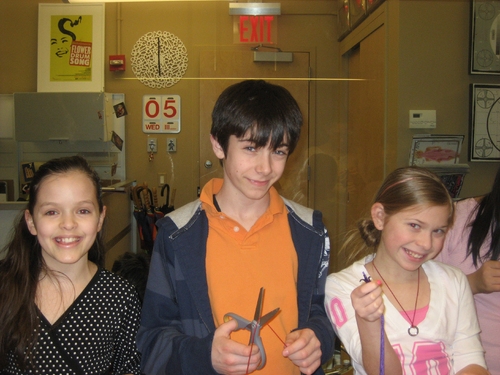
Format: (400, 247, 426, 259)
(342, 166, 454, 265)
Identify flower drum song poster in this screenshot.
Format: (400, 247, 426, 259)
(37, 4, 104, 92)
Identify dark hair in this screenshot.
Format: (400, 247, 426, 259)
(210, 80, 302, 158)
(342, 166, 454, 264)
(0, 155, 105, 370)
(467, 165, 500, 266)
(112, 251, 150, 305)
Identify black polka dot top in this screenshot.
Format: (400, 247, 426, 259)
(3, 268, 142, 375)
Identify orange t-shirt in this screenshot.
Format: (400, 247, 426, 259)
(202, 179, 300, 374)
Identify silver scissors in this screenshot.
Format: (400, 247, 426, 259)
(223, 287, 280, 370)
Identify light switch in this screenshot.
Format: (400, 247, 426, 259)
(167, 138, 177, 152)
(409, 110, 436, 129)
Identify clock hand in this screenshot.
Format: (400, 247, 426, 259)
(157, 37, 161, 76)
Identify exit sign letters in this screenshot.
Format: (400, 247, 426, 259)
(234, 16, 277, 44)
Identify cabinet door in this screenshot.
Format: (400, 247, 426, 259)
(14, 92, 108, 141)
(346, 25, 385, 229)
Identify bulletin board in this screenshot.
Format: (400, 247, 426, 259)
(470, 84, 500, 161)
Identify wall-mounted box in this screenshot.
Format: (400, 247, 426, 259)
(409, 110, 436, 129)
(14, 92, 117, 142)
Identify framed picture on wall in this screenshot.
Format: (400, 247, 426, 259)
(37, 3, 105, 92)
(470, 0, 500, 74)
(469, 83, 500, 161)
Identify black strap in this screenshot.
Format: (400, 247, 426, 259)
(213, 194, 222, 212)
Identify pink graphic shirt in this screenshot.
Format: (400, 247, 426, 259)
(325, 255, 486, 375)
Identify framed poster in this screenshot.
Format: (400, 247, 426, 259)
(470, 83, 500, 161)
(470, 0, 500, 74)
(409, 134, 463, 166)
(37, 3, 104, 92)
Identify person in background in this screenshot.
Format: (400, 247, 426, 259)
(325, 166, 489, 375)
(0, 155, 141, 375)
(435, 166, 500, 375)
(112, 251, 150, 305)
(137, 79, 335, 375)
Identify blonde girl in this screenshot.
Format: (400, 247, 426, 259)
(325, 166, 489, 375)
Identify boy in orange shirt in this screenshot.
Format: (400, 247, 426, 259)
(137, 80, 335, 374)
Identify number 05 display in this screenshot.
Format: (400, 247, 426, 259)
(142, 95, 181, 134)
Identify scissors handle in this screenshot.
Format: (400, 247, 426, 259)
(249, 323, 267, 370)
(223, 313, 250, 330)
(223, 313, 268, 370)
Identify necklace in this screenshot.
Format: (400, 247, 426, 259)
(372, 260, 420, 337)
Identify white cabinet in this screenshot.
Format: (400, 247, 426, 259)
(9, 93, 126, 196)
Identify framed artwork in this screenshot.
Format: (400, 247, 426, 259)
(470, 0, 500, 74)
(470, 83, 500, 161)
(409, 134, 463, 166)
(37, 3, 105, 92)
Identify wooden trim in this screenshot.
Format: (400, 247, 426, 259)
(340, 2, 386, 55)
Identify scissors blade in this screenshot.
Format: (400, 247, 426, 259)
(258, 307, 280, 327)
(253, 287, 265, 323)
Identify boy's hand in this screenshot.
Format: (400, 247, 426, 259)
(282, 328, 322, 375)
(211, 319, 261, 375)
(351, 280, 384, 322)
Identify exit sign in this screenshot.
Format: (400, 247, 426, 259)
(234, 16, 278, 44)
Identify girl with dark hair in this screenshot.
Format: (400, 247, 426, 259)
(0, 156, 141, 375)
(325, 166, 489, 375)
(436, 166, 500, 374)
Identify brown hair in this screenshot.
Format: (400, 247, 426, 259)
(211, 79, 303, 159)
(0, 155, 106, 370)
(342, 166, 454, 265)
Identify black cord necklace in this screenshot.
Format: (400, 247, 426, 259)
(372, 260, 420, 337)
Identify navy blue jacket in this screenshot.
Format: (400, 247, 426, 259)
(137, 198, 335, 374)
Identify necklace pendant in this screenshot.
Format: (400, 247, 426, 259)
(408, 326, 419, 336)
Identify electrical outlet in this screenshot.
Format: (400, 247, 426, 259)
(167, 138, 177, 152)
(147, 138, 158, 153)
(158, 173, 166, 186)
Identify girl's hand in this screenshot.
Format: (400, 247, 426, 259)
(352, 280, 402, 375)
(351, 280, 384, 322)
(467, 260, 500, 295)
